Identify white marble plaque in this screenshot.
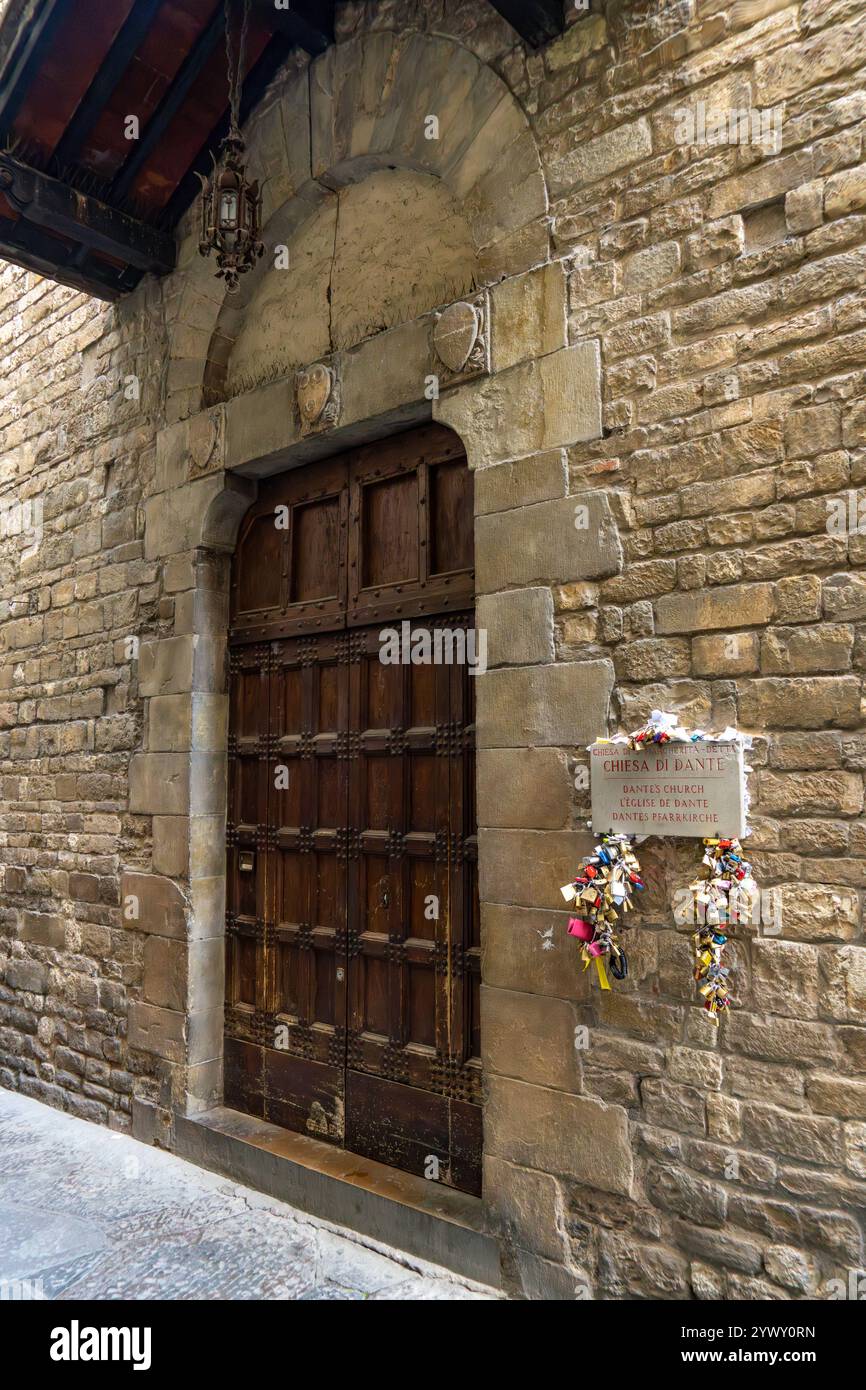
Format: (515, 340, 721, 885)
(590, 741, 746, 838)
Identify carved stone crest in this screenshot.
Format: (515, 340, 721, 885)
(187, 406, 224, 479)
(431, 295, 488, 378)
(296, 361, 339, 433)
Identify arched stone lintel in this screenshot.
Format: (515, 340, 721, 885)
(166, 29, 547, 422)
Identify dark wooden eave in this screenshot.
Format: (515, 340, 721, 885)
(0, 151, 175, 269)
(0, 0, 562, 301)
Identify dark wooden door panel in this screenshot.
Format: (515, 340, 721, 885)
(345, 619, 479, 1106)
(264, 627, 349, 1143)
(227, 428, 481, 1194)
(345, 1071, 482, 1197)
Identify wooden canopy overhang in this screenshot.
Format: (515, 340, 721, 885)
(0, 0, 565, 301)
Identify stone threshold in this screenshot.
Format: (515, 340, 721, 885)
(174, 1106, 501, 1290)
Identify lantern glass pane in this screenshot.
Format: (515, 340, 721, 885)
(219, 190, 238, 229)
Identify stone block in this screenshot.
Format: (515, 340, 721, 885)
(20, 912, 65, 949)
(187, 1007, 223, 1065)
(622, 240, 681, 292)
(738, 677, 861, 729)
(476, 587, 554, 666)
(435, 341, 603, 470)
(340, 316, 434, 425)
(615, 637, 690, 681)
(152, 816, 190, 879)
(476, 492, 621, 593)
(823, 573, 866, 620)
(190, 751, 227, 817)
(476, 659, 615, 748)
(140, 638, 226, 699)
(478, 828, 593, 910)
(757, 770, 863, 816)
(741, 1102, 841, 1164)
(189, 876, 227, 941)
(144, 476, 224, 559)
(754, 19, 866, 104)
(655, 584, 774, 634)
(474, 450, 568, 516)
(751, 939, 820, 1020)
(485, 1074, 633, 1196)
(549, 117, 652, 197)
(143, 935, 187, 1011)
(191, 693, 228, 751)
(725, 1011, 837, 1065)
(785, 403, 841, 457)
(128, 1001, 186, 1063)
(190, 818, 228, 881)
(5, 959, 49, 993)
(774, 883, 860, 943)
(129, 754, 190, 815)
(476, 747, 571, 829)
(491, 262, 567, 372)
(121, 871, 190, 939)
(483, 1153, 568, 1264)
(225, 379, 299, 473)
(760, 624, 853, 674)
(818, 944, 866, 1022)
(807, 1075, 866, 1121)
(692, 631, 760, 676)
(786, 182, 824, 234)
(481, 903, 591, 1000)
(482, 986, 580, 1091)
(188, 938, 224, 1015)
(147, 694, 193, 750)
(824, 162, 866, 219)
(546, 13, 607, 71)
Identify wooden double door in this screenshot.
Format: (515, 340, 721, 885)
(224, 425, 482, 1195)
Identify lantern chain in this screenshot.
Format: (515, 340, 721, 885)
(225, 0, 251, 136)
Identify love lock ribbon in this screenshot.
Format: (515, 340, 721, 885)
(689, 837, 758, 1025)
(561, 833, 644, 991)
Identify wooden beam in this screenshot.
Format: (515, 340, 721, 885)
(249, 0, 334, 56)
(52, 0, 164, 167)
(0, 153, 175, 273)
(109, 4, 226, 203)
(0, 215, 137, 299)
(486, 0, 565, 48)
(162, 33, 294, 226)
(0, 0, 65, 132)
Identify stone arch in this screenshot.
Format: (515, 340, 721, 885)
(165, 29, 547, 422)
(200, 474, 257, 552)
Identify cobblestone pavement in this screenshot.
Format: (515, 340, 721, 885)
(0, 1091, 496, 1301)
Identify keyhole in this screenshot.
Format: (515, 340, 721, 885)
(382, 888, 390, 909)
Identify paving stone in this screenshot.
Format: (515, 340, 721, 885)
(0, 1090, 493, 1301)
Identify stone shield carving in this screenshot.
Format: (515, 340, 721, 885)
(187, 407, 224, 479)
(297, 362, 339, 432)
(431, 296, 488, 377)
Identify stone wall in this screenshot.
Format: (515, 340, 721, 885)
(1, 0, 866, 1301)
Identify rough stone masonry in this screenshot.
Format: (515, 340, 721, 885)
(1, 0, 866, 1300)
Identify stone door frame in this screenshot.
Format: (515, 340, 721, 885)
(130, 260, 612, 1226)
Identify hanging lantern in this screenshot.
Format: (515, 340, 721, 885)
(198, 129, 264, 292)
(197, 0, 264, 292)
